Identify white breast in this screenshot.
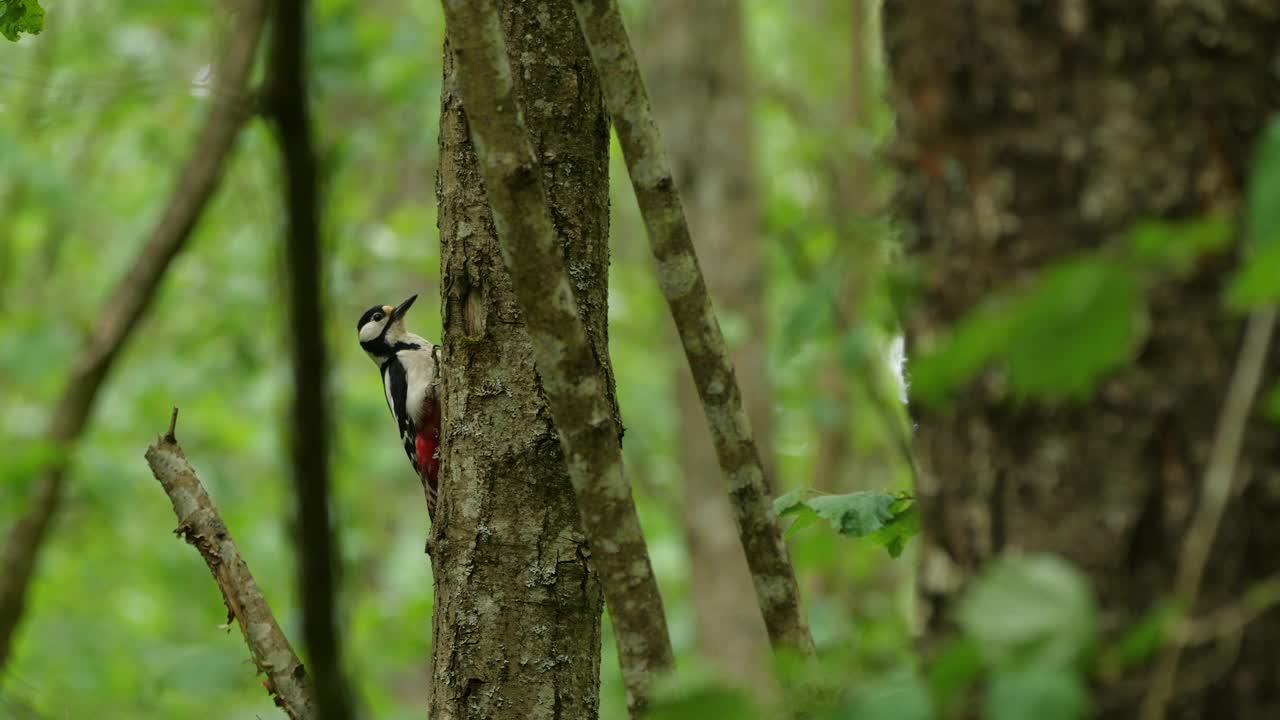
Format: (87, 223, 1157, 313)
(398, 335, 438, 425)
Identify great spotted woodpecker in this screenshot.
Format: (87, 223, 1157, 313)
(357, 294, 441, 518)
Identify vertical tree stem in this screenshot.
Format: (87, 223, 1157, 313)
(440, 0, 675, 711)
(265, 1, 354, 717)
(570, 0, 815, 655)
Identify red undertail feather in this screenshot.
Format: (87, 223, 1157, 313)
(417, 397, 442, 518)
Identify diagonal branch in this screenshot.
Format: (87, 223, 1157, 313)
(0, 0, 268, 673)
(263, 1, 354, 718)
(439, 0, 675, 712)
(145, 409, 317, 720)
(570, 0, 814, 655)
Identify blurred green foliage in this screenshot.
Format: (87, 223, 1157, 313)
(5, 0, 1274, 715)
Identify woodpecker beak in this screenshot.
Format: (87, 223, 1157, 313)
(390, 294, 418, 321)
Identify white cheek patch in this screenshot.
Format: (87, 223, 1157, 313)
(359, 319, 386, 343)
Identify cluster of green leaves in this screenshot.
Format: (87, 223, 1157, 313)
(933, 556, 1098, 720)
(775, 488, 919, 558)
(911, 116, 1280, 411)
(0, 0, 43, 40)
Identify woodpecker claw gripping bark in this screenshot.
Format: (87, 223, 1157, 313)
(357, 294, 441, 519)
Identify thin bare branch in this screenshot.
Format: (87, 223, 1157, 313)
(145, 411, 317, 720)
(1141, 307, 1278, 720)
(570, 0, 814, 655)
(0, 0, 269, 672)
(440, 0, 675, 711)
(264, 1, 354, 717)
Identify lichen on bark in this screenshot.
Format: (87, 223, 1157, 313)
(571, 0, 814, 657)
(430, 0, 644, 717)
(438, 0, 674, 713)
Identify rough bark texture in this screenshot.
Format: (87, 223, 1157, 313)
(571, 0, 814, 656)
(0, 0, 267, 674)
(145, 413, 317, 720)
(645, 0, 773, 688)
(439, 0, 673, 712)
(265, 1, 354, 716)
(431, 0, 625, 716)
(885, 2, 1280, 717)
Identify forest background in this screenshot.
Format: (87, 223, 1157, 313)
(2, 0, 1278, 719)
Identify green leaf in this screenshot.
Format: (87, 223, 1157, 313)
(985, 666, 1088, 720)
(1228, 116, 1280, 308)
(775, 488, 821, 537)
(1128, 216, 1231, 274)
(783, 505, 821, 538)
(1246, 116, 1280, 249)
(911, 257, 1144, 404)
(774, 488, 815, 516)
(863, 503, 920, 558)
(1001, 258, 1144, 398)
(0, 0, 44, 41)
(775, 490, 920, 555)
(1098, 601, 1179, 676)
(959, 555, 1097, 669)
(807, 491, 898, 537)
(1227, 241, 1280, 309)
(909, 301, 1008, 405)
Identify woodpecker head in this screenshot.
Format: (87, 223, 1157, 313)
(357, 294, 418, 363)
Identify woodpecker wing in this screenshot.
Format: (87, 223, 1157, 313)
(381, 358, 420, 475)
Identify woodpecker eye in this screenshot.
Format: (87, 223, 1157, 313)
(373, 311, 385, 322)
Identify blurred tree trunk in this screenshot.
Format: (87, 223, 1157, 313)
(647, 0, 774, 688)
(886, 3, 1280, 718)
(432, 0, 609, 716)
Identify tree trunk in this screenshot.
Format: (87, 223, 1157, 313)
(646, 0, 774, 689)
(886, 2, 1280, 718)
(432, 0, 609, 717)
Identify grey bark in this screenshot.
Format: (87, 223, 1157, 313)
(432, 0, 655, 716)
(0, 0, 267, 674)
(645, 0, 773, 689)
(885, 2, 1280, 717)
(145, 411, 317, 720)
(265, 0, 354, 716)
(440, 1, 674, 712)
(571, 0, 815, 656)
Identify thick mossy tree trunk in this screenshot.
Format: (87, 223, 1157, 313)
(886, 3, 1280, 717)
(432, 0, 611, 716)
(645, 0, 773, 689)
